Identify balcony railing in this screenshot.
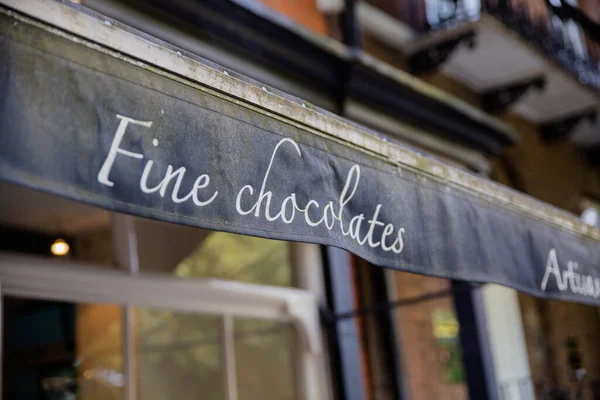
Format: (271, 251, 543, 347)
(424, 0, 481, 28)
(424, 0, 600, 90)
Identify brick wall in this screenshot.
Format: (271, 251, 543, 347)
(392, 272, 468, 400)
(255, 0, 331, 36)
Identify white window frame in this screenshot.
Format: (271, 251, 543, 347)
(0, 214, 330, 400)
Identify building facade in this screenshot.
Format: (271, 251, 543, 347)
(0, 0, 599, 400)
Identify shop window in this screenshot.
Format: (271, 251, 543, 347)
(233, 318, 298, 400)
(135, 219, 294, 287)
(0, 256, 323, 400)
(133, 311, 298, 400)
(177, 233, 291, 286)
(135, 310, 224, 400)
(0, 183, 294, 287)
(0, 194, 327, 400)
(2, 296, 304, 400)
(2, 297, 124, 400)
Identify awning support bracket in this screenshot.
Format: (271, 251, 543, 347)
(540, 108, 598, 141)
(481, 75, 546, 114)
(409, 30, 477, 75)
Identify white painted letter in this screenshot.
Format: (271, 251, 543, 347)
(338, 165, 361, 236)
(541, 249, 566, 292)
(98, 115, 152, 187)
(391, 228, 405, 254)
(190, 175, 219, 206)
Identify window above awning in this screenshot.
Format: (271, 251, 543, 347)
(1, 1, 599, 305)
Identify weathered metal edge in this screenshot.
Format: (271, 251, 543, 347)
(1, 0, 599, 243)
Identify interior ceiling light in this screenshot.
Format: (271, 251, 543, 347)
(51, 238, 70, 256)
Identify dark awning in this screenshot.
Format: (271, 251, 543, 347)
(1, 4, 599, 305)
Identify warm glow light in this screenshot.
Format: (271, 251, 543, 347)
(83, 369, 93, 380)
(51, 238, 70, 256)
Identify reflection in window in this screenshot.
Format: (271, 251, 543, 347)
(432, 308, 465, 384)
(135, 219, 293, 287)
(174, 231, 293, 287)
(234, 318, 297, 400)
(136, 310, 224, 400)
(2, 298, 123, 400)
(133, 311, 298, 400)
(77, 304, 124, 400)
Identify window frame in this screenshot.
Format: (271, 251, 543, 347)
(0, 0, 338, 395)
(0, 214, 329, 400)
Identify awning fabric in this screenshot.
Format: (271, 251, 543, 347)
(1, 5, 599, 305)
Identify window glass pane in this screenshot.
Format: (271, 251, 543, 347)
(2, 297, 123, 400)
(176, 232, 292, 286)
(234, 318, 297, 400)
(135, 309, 224, 400)
(135, 218, 293, 287)
(0, 182, 116, 267)
(392, 272, 467, 400)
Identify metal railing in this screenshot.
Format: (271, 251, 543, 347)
(424, 0, 482, 28)
(486, 0, 600, 90)
(424, 0, 600, 90)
